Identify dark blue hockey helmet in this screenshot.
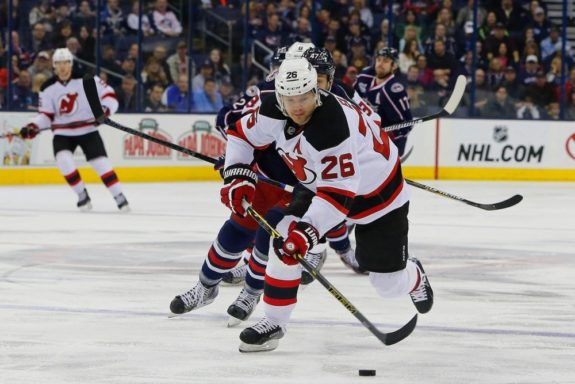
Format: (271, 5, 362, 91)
(375, 47, 399, 62)
(271, 46, 287, 69)
(302, 47, 335, 85)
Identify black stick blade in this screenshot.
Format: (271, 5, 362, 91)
(469, 194, 523, 211)
(82, 77, 107, 124)
(381, 314, 418, 345)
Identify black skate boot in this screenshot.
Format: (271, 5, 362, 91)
(409, 258, 434, 314)
(337, 246, 368, 275)
(77, 189, 92, 211)
(114, 193, 130, 212)
(222, 262, 248, 285)
(170, 281, 219, 315)
(301, 249, 327, 285)
(239, 317, 285, 353)
(226, 287, 261, 327)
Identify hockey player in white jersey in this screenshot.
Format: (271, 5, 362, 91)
(20, 48, 129, 211)
(221, 58, 433, 352)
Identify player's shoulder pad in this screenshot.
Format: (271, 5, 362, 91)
(304, 91, 350, 152)
(259, 93, 285, 120)
(332, 79, 355, 99)
(40, 76, 58, 92)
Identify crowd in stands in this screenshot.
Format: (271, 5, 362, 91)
(1, 0, 575, 119)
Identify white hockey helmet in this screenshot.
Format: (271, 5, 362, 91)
(285, 42, 316, 59)
(275, 58, 321, 116)
(52, 48, 74, 66)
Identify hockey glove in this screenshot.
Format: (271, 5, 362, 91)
(220, 164, 257, 217)
(20, 124, 40, 139)
(273, 221, 319, 266)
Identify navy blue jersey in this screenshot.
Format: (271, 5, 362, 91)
(215, 72, 298, 186)
(354, 68, 412, 155)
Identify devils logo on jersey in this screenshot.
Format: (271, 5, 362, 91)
(58, 93, 79, 115)
(277, 141, 316, 184)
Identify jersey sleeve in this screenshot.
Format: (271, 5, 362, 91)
(223, 107, 283, 169)
(30, 89, 55, 129)
(95, 76, 119, 115)
(301, 136, 360, 237)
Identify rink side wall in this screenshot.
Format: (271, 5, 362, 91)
(1, 113, 574, 184)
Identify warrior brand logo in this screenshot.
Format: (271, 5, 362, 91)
(278, 141, 316, 184)
(567, 133, 575, 160)
(58, 93, 79, 115)
(493, 126, 508, 142)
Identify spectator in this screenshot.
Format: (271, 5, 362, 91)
(100, 0, 125, 41)
(349, 0, 373, 29)
(162, 75, 190, 112)
(518, 54, 540, 86)
(116, 75, 137, 112)
(126, 0, 153, 36)
(478, 11, 497, 42)
(395, 9, 422, 46)
(29, 0, 53, 33)
(331, 49, 347, 80)
(142, 57, 170, 91)
(53, 3, 71, 31)
(288, 17, 312, 44)
(487, 57, 505, 89)
(427, 39, 458, 78)
(456, 0, 486, 28)
(152, 0, 183, 37)
(494, 42, 511, 68)
(208, 48, 231, 86)
(520, 70, 556, 108)
(347, 38, 370, 70)
(192, 60, 215, 92)
(192, 78, 223, 113)
(484, 85, 517, 118)
(424, 24, 457, 57)
(66, 37, 89, 73)
(484, 22, 519, 65)
(372, 18, 391, 50)
(546, 102, 560, 120)
(495, 0, 526, 39)
(144, 84, 169, 112)
(546, 56, 563, 85)
(399, 25, 423, 53)
(521, 40, 541, 64)
(502, 66, 520, 99)
(167, 41, 190, 83)
(101, 45, 123, 87)
(257, 12, 286, 51)
(527, 6, 550, 43)
(468, 68, 491, 113)
(323, 35, 338, 54)
(78, 26, 96, 63)
(516, 97, 544, 119)
(11, 31, 32, 69)
(30, 73, 48, 109)
(429, 7, 456, 38)
(12, 70, 34, 111)
(415, 54, 434, 87)
(399, 38, 420, 74)
(52, 20, 74, 48)
(29, 22, 50, 54)
(27, 51, 52, 79)
(151, 45, 173, 84)
(540, 25, 573, 64)
(73, 0, 96, 31)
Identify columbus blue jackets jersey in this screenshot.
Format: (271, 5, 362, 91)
(354, 68, 412, 154)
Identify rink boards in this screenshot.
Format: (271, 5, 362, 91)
(1, 113, 574, 184)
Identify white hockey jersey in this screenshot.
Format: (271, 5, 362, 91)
(225, 90, 410, 237)
(30, 75, 118, 137)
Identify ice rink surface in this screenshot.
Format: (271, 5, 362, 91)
(0, 180, 574, 384)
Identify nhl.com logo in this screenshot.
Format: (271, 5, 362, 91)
(493, 125, 508, 143)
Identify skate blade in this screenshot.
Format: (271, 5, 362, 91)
(227, 316, 243, 328)
(168, 313, 182, 318)
(79, 203, 93, 212)
(239, 339, 279, 353)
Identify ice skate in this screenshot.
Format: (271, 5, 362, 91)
(300, 249, 327, 285)
(77, 189, 92, 211)
(239, 317, 285, 353)
(222, 262, 248, 285)
(409, 258, 434, 314)
(169, 281, 219, 315)
(114, 193, 130, 212)
(337, 247, 368, 275)
(226, 287, 261, 327)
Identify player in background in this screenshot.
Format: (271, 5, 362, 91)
(221, 58, 433, 352)
(169, 44, 329, 327)
(354, 47, 413, 156)
(19, 48, 129, 211)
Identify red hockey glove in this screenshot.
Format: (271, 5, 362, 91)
(273, 221, 319, 266)
(20, 124, 39, 139)
(220, 164, 257, 217)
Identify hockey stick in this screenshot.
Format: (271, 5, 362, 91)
(0, 127, 51, 139)
(241, 200, 418, 346)
(405, 179, 523, 211)
(381, 74, 466, 133)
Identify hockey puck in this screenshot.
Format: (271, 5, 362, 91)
(358, 370, 376, 376)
